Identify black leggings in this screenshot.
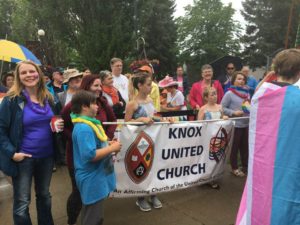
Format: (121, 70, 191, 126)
(67, 167, 82, 225)
(230, 127, 249, 172)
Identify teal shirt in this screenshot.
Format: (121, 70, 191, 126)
(72, 123, 116, 205)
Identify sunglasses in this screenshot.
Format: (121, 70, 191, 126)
(227, 67, 235, 70)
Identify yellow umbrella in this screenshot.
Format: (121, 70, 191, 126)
(0, 39, 41, 65)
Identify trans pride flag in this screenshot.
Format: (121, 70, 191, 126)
(236, 81, 300, 225)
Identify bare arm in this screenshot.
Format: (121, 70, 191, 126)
(124, 101, 153, 124)
(197, 107, 205, 120)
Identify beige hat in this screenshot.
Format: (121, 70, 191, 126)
(63, 69, 83, 83)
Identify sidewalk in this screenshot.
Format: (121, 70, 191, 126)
(0, 165, 245, 225)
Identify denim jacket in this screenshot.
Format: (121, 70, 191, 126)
(0, 95, 55, 177)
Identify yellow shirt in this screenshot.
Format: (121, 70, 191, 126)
(150, 82, 160, 112)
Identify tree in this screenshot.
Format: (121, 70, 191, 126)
(177, 0, 241, 72)
(6, 0, 178, 73)
(0, 0, 14, 39)
(56, 0, 135, 71)
(8, 0, 75, 66)
(135, 0, 178, 76)
(241, 0, 299, 68)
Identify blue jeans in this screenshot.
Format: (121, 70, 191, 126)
(12, 156, 54, 225)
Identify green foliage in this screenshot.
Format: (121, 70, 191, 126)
(59, 0, 135, 71)
(10, 0, 36, 43)
(241, 0, 299, 68)
(136, 0, 178, 76)
(1, 0, 177, 74)
(176, 0, 241, 72)
(0, 0, 14, 39)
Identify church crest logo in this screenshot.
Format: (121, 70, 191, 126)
(125, 131, 154, 184)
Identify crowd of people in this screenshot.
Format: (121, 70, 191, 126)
(0, 55, 262, 225)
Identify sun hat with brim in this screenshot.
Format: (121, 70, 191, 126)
(158, 76, 178, 88)
(63, 69, 83, 83)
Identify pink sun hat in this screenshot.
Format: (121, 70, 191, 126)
(158, 76, 178, 88)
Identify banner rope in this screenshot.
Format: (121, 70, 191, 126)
(103, 117, 249, 125)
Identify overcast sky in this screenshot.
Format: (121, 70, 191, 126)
(174, 0, 245, 27)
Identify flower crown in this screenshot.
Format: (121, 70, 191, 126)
(129, 59, 160, 73)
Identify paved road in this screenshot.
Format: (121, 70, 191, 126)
(0, 165, 245, 225)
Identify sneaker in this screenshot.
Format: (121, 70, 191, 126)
(136, 198, 151, 212)
(150, 196, 162, 209)
(209, 181, 220, 189)
(239, 167, 248, 176)
(232, 169, 245, 177)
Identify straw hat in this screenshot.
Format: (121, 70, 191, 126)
(63, 69, 83, 83)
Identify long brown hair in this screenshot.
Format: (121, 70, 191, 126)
(7, 61, 53, 105)
(80, 74, 101, 91)
(128, 71, 150, 100)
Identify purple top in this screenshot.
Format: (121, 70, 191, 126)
(20, 102, 54, 158)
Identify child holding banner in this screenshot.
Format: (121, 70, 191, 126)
(197, 86, 228, 121)
(198, 86, 228, 189)
(125, 72, 162, 212)
(71, 90, 121, 225)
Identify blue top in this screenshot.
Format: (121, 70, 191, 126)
(0, 85, 7, 93)
(222, 75, 231, 93)
(0, 95, 56, 177)
(46, 82, 68, 114)
(20, 103, 53, 158)
(132, 102, 155, 119)
(72, 123, 116, 205)
(247, 75, 258, 97)
(204, 110, 222, 120)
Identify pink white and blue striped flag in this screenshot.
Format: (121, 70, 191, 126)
(236, 81, 300, 225)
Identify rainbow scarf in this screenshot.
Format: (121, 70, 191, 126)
(228, 86, 249, 99)
(71, 113, 108, 142)
(236, 82, 300, 225)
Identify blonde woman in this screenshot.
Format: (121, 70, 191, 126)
(0, 61, 63, 225)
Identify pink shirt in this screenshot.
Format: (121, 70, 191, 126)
(177, 76, 184, 93)
(189, 80, 224, 109)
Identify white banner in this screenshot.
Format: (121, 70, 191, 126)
(112, 120, 234, 197)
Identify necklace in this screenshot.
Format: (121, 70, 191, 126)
(71, 113, 108, 142)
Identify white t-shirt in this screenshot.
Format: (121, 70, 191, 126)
(65, 92, 73, 106)
(167, 90, 187, 110)
(112, 74, 129, 103)
(102, 92, 113, 107)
